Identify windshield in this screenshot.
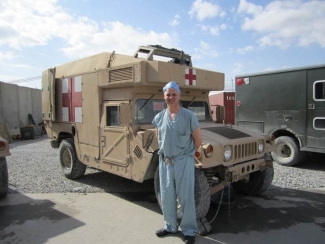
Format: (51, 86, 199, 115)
(134, 99, 210, 124)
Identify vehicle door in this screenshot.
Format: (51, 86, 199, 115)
(306, 68, 325, 150)
(100, 101, 131, 166)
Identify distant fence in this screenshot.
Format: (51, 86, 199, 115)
(0, 81, 42, 141)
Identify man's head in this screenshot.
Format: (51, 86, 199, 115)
(163, 81, 180, 94)
(163, 81, 181, 106)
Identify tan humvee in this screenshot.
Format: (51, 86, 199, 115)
(0, 136, 10, 198)
(42, 45, 274, 221)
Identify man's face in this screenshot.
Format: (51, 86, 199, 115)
(164, 88, 181, 106)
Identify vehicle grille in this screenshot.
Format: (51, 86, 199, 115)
(109, 66, 133, 82)
(234, 142, 257, 159)
(133, 145, 142, 158)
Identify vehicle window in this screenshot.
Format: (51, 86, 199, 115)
(106, 106, 119, 126)
(134, 99, 210, 124)
(314, 117, 325, 130)
(135, 99, 166, 124)
(314, 80, 325, 101)
(181, 101, 210, 121)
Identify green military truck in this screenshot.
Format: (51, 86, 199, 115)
(42, 45, 275, 220)
(0, 136, 10, 198)
(235, 64, 325, 166)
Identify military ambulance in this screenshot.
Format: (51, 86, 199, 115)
(235, 64, 325, 166)
(42, 45, 275, 220)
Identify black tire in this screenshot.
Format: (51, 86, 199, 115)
(231, 166, 274, 196)
(59, 138, 86, 179)
(0, 157, 9, 199)
(193, 168, 211, 219)
(154, 167, 210, 220)
(271, 136, 305, 166)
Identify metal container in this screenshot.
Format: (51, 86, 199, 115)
(20, 126, 35, 140)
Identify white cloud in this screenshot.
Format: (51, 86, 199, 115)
(236, 45, 254, 55)
(233, 62, 243, 74)
(200, 23, 227, 36)
(238, 0, 263, 15)
(200, 41, 212, 50)
(60, 21, 175, 59)
(0, 51, 16, 61)
(193, 41, 218, 58)
(0, 0, 67, 49)
(189, 0, 226, 21)
(237, 0, 325, 48)
(0, 0, 176, 59)
(170, 15, 180, 27)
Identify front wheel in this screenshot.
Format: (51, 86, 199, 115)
(59, 138, 86, 179)
(271, 136, 305, 166)
(154, 167, 210, 220)
(231, 166, 274, 196)
(0, 157, 9, 199)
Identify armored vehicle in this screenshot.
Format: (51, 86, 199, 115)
(0, 136, 10, 198)
(42, 45, 275, 220)
(235, 64, 325, 166)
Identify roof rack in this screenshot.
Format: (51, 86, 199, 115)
(133, 45, 192, 67)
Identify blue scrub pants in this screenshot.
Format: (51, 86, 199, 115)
(159, 154, 197, 236)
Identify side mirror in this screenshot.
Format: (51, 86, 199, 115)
(142, 130, 155, 152)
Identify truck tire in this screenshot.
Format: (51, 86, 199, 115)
(154, 167, 210, 220)
(0, 157, 9, 199)
(271, 136, 305, 166)
(231, 166, 274, 196)
(59, 138, 86, 179)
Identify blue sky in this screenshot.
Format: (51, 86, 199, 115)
(0, 0, 324, 91)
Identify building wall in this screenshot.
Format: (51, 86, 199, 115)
(0, 81, 41, 130)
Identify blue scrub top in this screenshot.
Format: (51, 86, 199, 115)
(152, 108, 199, 158)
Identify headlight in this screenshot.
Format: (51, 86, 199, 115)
(224, 145, 232, 161)
(258, 140, 264, 153)
(203, 144, 213, 158)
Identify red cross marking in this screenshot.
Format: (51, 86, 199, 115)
(185, 68, 196, 85)
(62, 77, 82, 122)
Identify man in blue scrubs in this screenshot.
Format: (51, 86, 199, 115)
(152, 81, 202, 244)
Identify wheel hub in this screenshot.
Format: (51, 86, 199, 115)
(281, 145, 291, 158)
(62, 149, 72, 169)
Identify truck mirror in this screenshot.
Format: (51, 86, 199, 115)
(142, 130, 155, 151)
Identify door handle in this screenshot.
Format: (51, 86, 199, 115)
(283, 115, 292, 122)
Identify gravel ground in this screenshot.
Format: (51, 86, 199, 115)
(5, 136, 325, 194)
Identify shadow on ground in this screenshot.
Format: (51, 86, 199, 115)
(0, 193, 85, 244)
(202, 187, 325, 244)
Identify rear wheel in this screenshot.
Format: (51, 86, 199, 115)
(0, 157, 9, 199)
(154, 167, 210, 220)
(59, 138, 86, 179)
(231, 166, 274, 196)
(271, 136, 305, 166)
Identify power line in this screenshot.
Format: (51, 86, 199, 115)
(5, 76, 42, 84)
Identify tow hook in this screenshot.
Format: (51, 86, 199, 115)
(225, 171, 238, 182)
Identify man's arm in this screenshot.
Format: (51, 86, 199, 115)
(192, 127, 202, 150)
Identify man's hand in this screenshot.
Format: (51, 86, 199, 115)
(192, 127, 202, 150)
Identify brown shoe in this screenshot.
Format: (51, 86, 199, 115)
(156, 228, 174, 237)
(184, 235, 195, 244)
